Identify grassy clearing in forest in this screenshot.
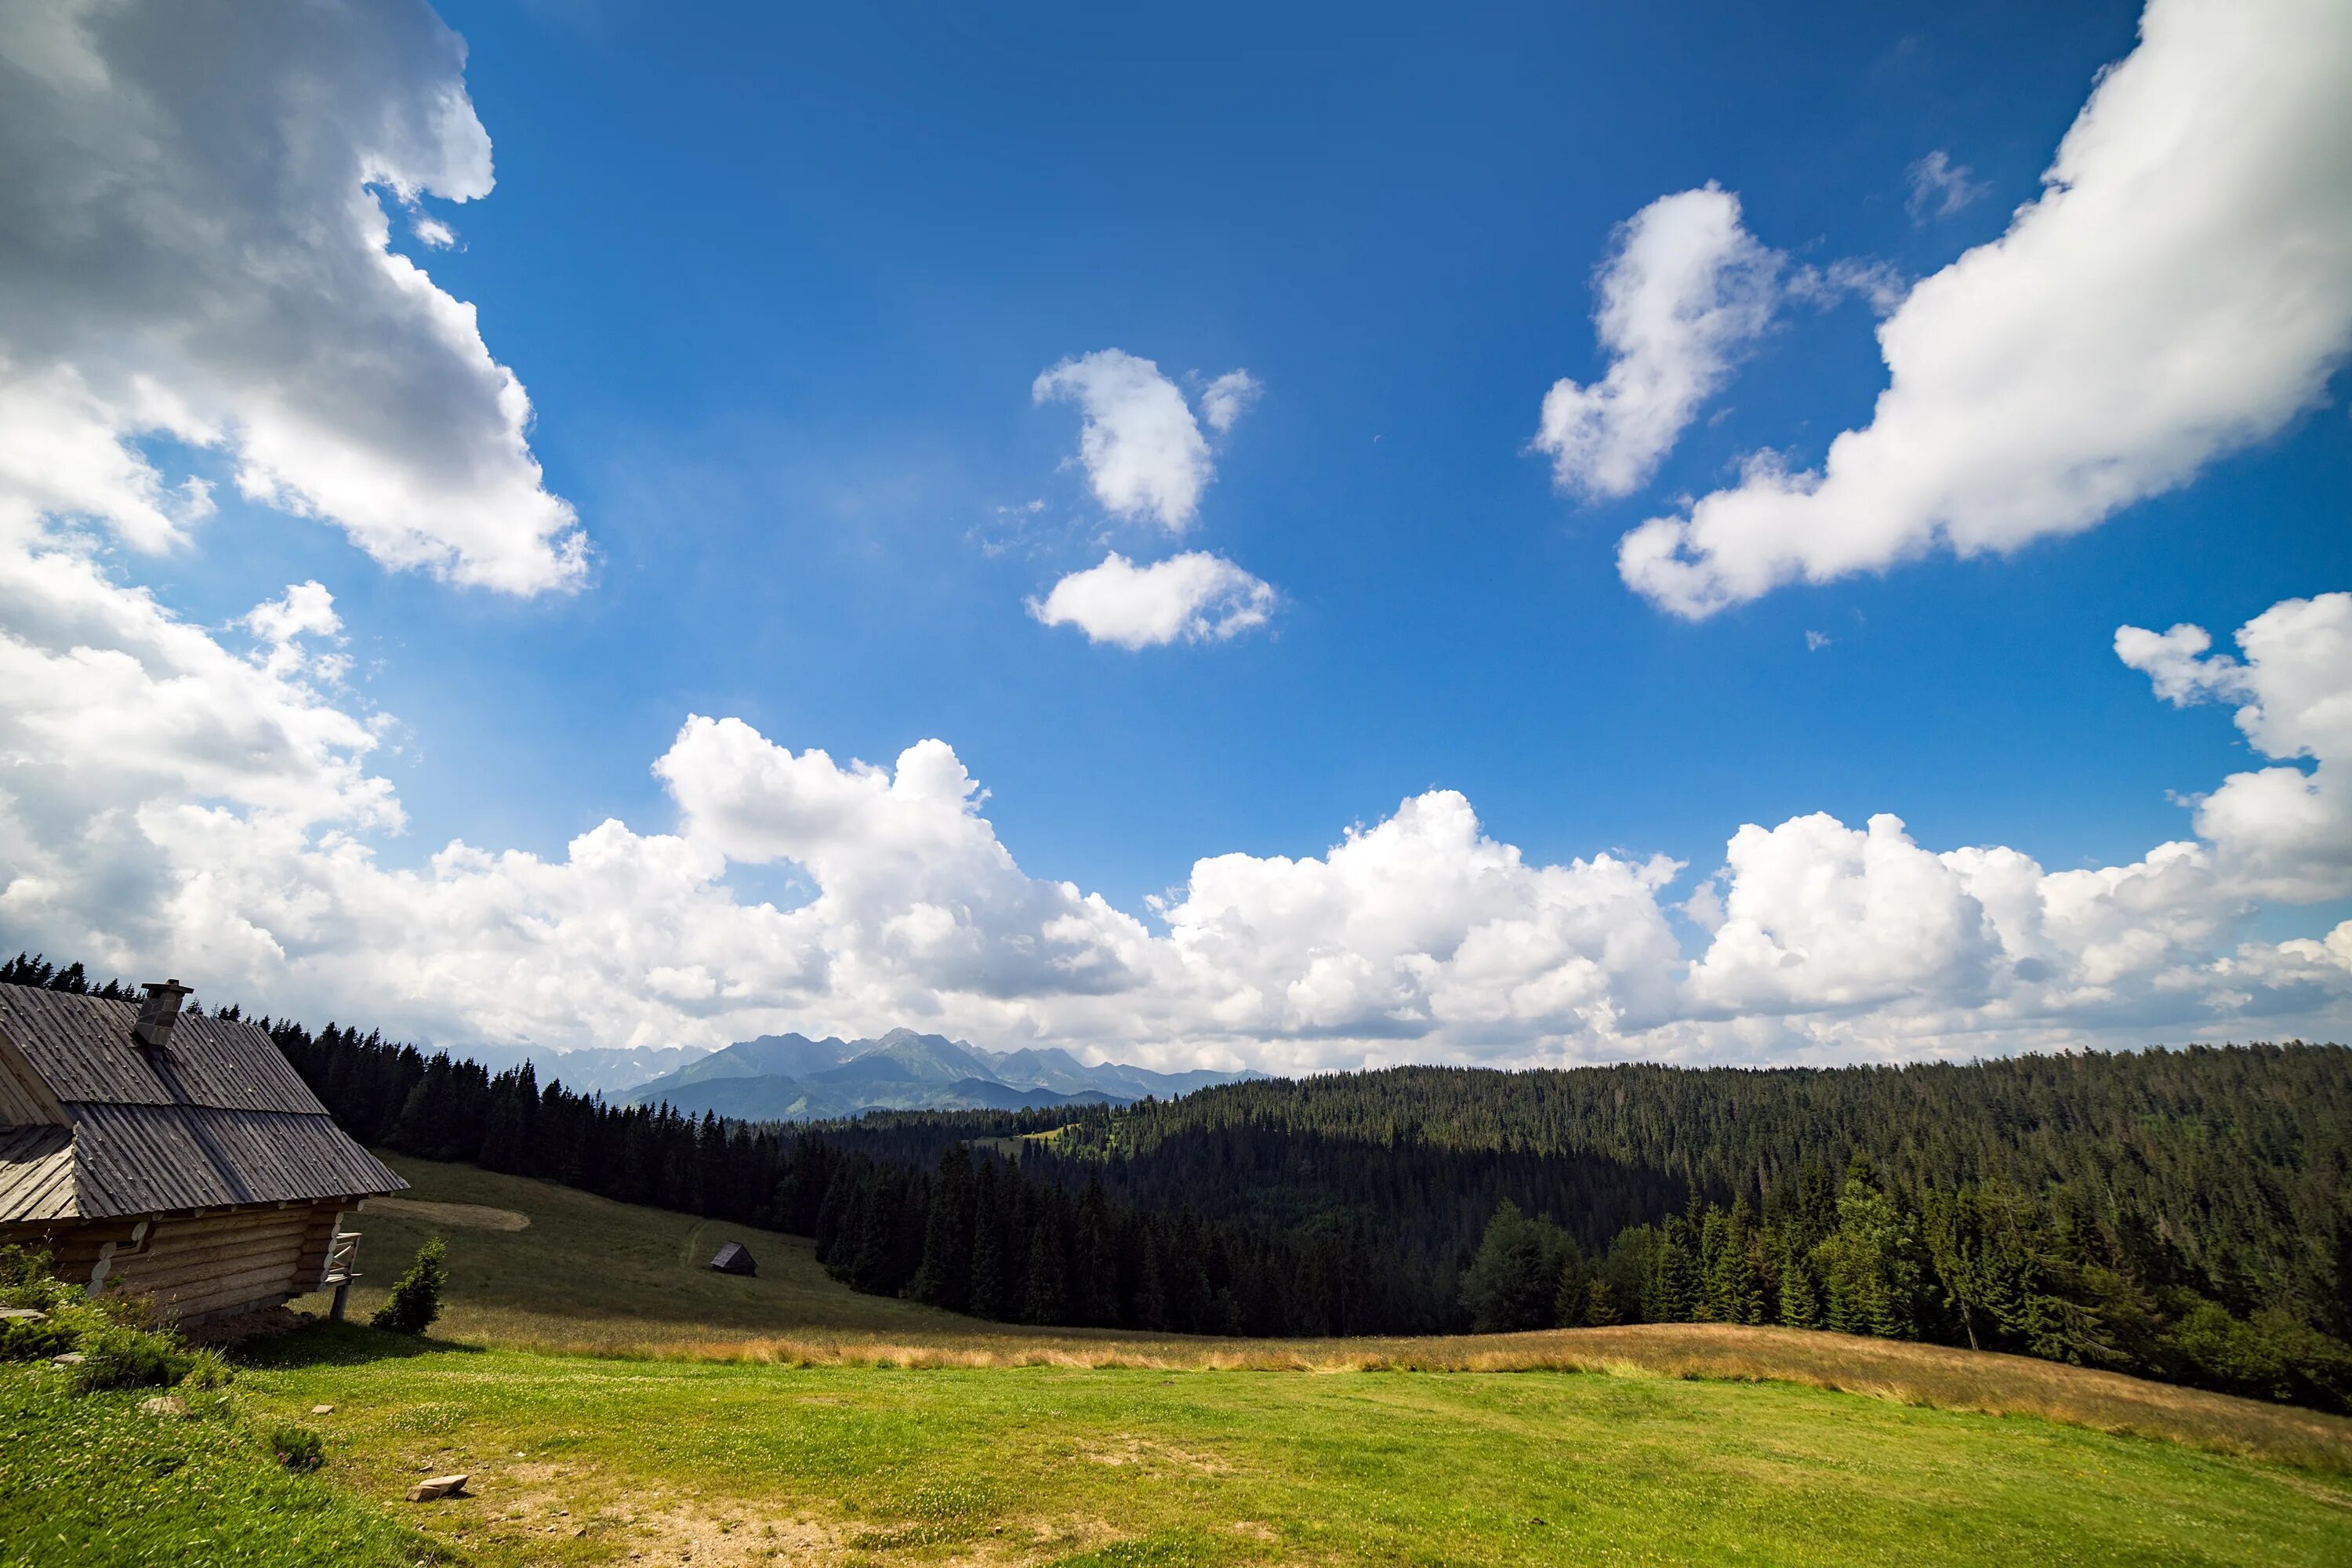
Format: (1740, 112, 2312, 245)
(13, 1151, 2351, 1566)
(307, 1155, 2352, 1472)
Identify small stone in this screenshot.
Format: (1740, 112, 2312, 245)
(49, 1352, 84, 1366)
(310, 1403, 335, 1415)
(407, 1474, 470, 1503)
(138, 1395, 188, 1419)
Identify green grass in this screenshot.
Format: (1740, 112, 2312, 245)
(300, 1154, 1004, 1352)
(0, 1369, 447, 1568)
(76, 1153, 2314, 1565)
(223, 1337, 2352, 1566)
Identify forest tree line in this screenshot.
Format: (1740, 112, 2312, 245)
(4, 953, 2347, 1409)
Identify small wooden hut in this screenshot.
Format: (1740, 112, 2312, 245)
(709, 1241, 757, 1276)
(0, 978, 405, 1326)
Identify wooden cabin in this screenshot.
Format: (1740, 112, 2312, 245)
(0, 978, 405, 1327)
(709, 1241, 757, 1276)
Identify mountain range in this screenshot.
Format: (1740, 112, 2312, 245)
(463, 1040, 710, 1095)
(618, 1028, 1257, 1121)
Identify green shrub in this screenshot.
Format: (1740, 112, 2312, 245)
(268, 1421, 326, 1471)
(67, 1318, 194, 1392)
(180, 1346, 235, 1391)
(0, 1243, 78, 1312)
(0, 1248, 108, 1365)
(0, 1312, 79, 1362)
(371, 1236, 448, 1335)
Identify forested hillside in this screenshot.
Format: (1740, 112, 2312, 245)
(1059, 1054, 2352, 1364)
(7, 950, 2346, 1412)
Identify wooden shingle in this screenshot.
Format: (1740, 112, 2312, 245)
(0, 982, 404, 1223)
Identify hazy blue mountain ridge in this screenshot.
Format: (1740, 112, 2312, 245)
(621, 1028, 1254, 1121)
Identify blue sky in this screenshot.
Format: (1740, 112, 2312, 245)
(189, 0, 2329, 887)
(2, 0, 2347, 1067)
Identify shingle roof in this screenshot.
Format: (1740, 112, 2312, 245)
(0, 1125, 73, 1222)
(0, 985, 322, 1111)
(0, 983, 405, 1221)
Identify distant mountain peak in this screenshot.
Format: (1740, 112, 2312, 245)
(619, 1027, 1257, 1123)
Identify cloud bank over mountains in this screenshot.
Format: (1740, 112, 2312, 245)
(5, 541, 2347, 1068)
(0, 0, 2343, 1071)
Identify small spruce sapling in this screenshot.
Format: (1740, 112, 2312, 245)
(371, 1236, 447, 1335)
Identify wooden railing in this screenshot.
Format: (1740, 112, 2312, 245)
(325, 1229, 361, 1320)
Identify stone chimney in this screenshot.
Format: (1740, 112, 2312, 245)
(133, 978, 191, 1056)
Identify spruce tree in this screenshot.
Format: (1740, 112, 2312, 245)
(1779, 1240, 1822, 1330)
(909, 1148, 975, 1311)
(1022, 1216, 1069, 1326)
(967, 1163, 1011, 1320)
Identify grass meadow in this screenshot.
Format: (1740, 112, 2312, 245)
(7, 1153, 2347, 1566)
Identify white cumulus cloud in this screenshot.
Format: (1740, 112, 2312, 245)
(0, 0, 585, 593)
(1533, 184, 1783, 499)
(1033, 350, 1218, 531)
(2117, 592, 2352, 901)
(1619, 0, 2352, 618)
(1029, 551, 1276, 649)
(3, 488, 2347, 1066)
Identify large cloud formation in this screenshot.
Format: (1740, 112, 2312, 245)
(4, 555, 2347, 1065)
(0, 0, 584, 592)
(1618, 0, 2352, 617)
(2, 0, 2345, 1070)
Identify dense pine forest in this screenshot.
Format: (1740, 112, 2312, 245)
(5, 951, 2348, 1411)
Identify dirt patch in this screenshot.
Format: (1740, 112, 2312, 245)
(485, 1463, 848, 1565)
(364, 1196, 531, 1231)
(182, 1304, 308, 1344)
(1076, 1433, 1233, 1476)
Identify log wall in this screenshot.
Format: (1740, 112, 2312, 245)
(2, 1196, 354, 1325)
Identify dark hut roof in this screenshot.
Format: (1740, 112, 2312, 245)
(709, 1241, 756, 1274)
(0, 983, 405, 1221)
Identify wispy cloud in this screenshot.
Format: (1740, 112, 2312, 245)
(1905, 150, 1990, 224)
